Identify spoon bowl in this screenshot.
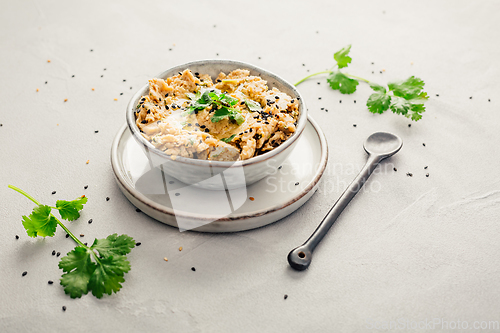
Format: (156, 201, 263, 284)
(364, 132, 403, 159)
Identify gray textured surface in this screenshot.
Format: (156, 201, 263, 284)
(1, 0, 500, 332)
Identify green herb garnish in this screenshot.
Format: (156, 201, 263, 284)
(244, 99, 262, 112)
(295, 45, 428, 121)
(9, 185, 135, 299)
(183, 89, 245, 125)
(220, 134, 236, 143)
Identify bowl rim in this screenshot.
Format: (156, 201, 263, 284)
(125, 59, 308, 167)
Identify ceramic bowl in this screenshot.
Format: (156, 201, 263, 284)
(125, 59, 307, 190)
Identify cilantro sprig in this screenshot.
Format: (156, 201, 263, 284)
(295, 45, 429, 121)
(9, 185, 135, 299)
(183, 89, 245, 125)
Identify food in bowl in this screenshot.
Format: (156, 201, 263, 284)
(134, 69, 300, 161)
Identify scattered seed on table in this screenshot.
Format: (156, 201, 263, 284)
(164, 257, 168, 261)
(48, 280, 53, 285)
(169, 48, 172, 51)
(101, 75, 104, 78)
(47, 60, 51, 63)
(258, 56, 261, 59)
(62, 306, 66, 312)
(393, 167, 397, 172)
(353, 124, 357, 127)
(86, 160, 89, 164)
(317, 82, 320, 85)
(36, 88, 39, 92)
(191, 267, 196, 271)
(284, 295, 288, 300)
(339, 100, 342, 103)
(487, 99, 490, 102)
(318, 97, 322, 100)
(422, 143, 426, 146)
(94, 130, 99, 133)
(325, 109, 328, 112)
(65, 234, 69, 238)
(249, 197, 255, 201)
(114, 98, 117, 101)
(424, 166, 428, 169)
(380, 71, 382, 74)
(216, 53, 219, 56)
(45, 81, 48, 84)
(64, 99, 68, 102)
(88, 219, 93, 224)
(84, 243, 87, 246)
(136, 208, 141, 212)
(80, 234, 84, 237)
(136, 242, 141, 246)
(213, 25, 216, 28)
(469, 96, 472, 99)
(354, 100, 356, 103)
(52, 250, 56, 256)
(15, 235, 19, 239)
(179, 247, 183, 251)
(278, 166, 282, 170)
(407, 173, 413, 177)
(84, 185, 88, 189)
(71, 75, 75, 78)
(295, 182, 299, 186)
(426, 173, 429, 177)
(120, 93, 123, 95)
(56, 252, 61, 257)
(130, 87, 133, 90)
(90, 49, 93, 52)
(372, 71, 374, 74)
(436, 94, 439, 97)
(106, 197, 110, 201)
(123, 79, 126, 82)
(22, 271, 27, 277)
(302, 64, 305, 66)
(52, 191, 56, 195)
(408, 124, 411, 127)
(175, 193, 180, 196)
(371, 62, 374, 65)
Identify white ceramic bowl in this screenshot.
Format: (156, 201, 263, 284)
(126, 59, 307, 190)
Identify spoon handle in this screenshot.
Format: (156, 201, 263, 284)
(288, 155, 381, 271)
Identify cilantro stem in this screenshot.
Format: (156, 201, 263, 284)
(294, 70, 333, 86)
(8, 185, 86, 248)
(344, 73, 370, 83)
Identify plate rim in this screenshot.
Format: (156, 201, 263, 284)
(110, 115, 328, 222)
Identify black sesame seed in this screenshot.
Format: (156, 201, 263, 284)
(123, 79, 126, 82)
(71, 75, 75, 78)
(62, 306, 66, 312)
(22, 271, 27, 277)
(84, 243, 87, 246)
(15, 235, 19, 239)
(104, 68, 106, 71)
(393, 167, 397, 172)
(317, 82, 320, 85)
(175, 193, 180, 196)
(84, 185, 88, 189)
(422, 143, 426, 147)
(52, 191, 56, 195)
(169, 48, 172, 51)
(200, 125, 206, 128)
(284, 294, 288, 300)
(106, 197, 110, 201)
(354, 100, 356, 103)
(274, 96, 279, 99)
(436, 94, 439, 97)
(424, 166, 428, 169)
(88, 219, 93, 224)
(302, 64, 305, 66)
(65, 234, 69, 238)
(191, 267, 196, 271)
(380, 71, 382, 74)
(204, 128, 209, 132)
(372, 71, 374, 74)
(80, 234, 84, 237)
(101, 75, 103, 78)
(120, 93, 123, 95)
(371, 62, 374, 65)
(339, 100, 342, 103)
(216, 53, 219, 56)
(45, 81, 48, 84)
(56, 252, 61, 257)
(136, 242, 141, 246)
(297, 97, 300, 100)
(470, 96, 472, 99)
(278, 166, 282, 170)
(318, 97, 322, 100)
(52, 250, 56, 256)
(94, 130, 99, 133)
(426, 173, 429, 177)
(258, 57, 261, 59)
(408, 124, 411, 127)
(130, 87, 133, 89)
(353, 124, 357, 127)
(295, 182, 299, 186)
(48, 280, 53, 284)
(407, 173, 413, 177)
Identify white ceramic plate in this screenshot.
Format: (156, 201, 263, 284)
(111, 116, 328, 232)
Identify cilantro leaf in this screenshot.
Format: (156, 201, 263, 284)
(367, 92, 391, 114)
(219, 94, 238, 106)
(220, 134, 236, 143)
(388, 76, 427, 100)
(231, 112, 245, 125)
(369, 83, 386, 93)
(22, 205, 57, 238)
(59, 246, 94, 298)
(211, 107, 231, 123)
(56, 196, 87, 221)
(244, 99, 262, 112)
(389, 96, 412, 116)
(89, 255, 131, 298)
(327, 71, 359, 94)
(91, 233, 136, 258)
(334, 45, 352, 69)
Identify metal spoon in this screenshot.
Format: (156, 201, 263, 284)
(287, 132, 403, 271)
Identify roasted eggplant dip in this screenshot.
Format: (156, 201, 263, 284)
(135, 69, 299, 161)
